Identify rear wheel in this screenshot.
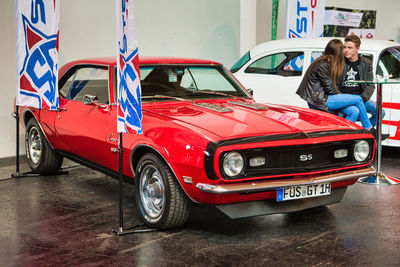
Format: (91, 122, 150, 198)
(25, 118, 63, 174)
(135, 153, 190, 229)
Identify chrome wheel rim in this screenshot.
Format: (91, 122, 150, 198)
(28, 127, 41, 164)
(139, 164, 165, 219)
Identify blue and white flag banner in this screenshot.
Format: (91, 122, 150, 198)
(16, 0, 60, 110)
(116, 0, 142, 134)
(285, 0, 325, 38)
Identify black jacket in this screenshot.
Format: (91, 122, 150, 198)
(296, 58, 338, 110)
(338, 55, 374, 102)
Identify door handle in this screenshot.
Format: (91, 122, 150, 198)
(57, 107, 67, 112)
(109, 133, 118, 142)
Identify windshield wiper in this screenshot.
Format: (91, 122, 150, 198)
(142, 94, 187, 102)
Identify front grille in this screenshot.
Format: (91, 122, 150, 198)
(219, 139, 374, 180)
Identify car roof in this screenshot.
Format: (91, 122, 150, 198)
(59, 56, 223, 77)
(249, 37, 400, 57)
(64, 56, 222, 66)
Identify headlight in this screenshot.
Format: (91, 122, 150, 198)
(223, 152, 244, 177)
(354, 140, 370, 162)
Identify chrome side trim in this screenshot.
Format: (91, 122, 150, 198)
(196, 166, 375, 194)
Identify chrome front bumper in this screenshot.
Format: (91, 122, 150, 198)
(196, 166, 375, 194)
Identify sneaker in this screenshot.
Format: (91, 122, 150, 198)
(381, 133, 390, 141)
(368, 127, 389, 141)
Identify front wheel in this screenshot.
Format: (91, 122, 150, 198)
(135, 153, 190, 229)
(25, 118, 63, 174)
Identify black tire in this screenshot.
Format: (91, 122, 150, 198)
(25, 118, 63, 174)
(135, 153, 190, 229)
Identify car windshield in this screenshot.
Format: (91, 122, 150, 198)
(230, 51, 250, 73)
(139, 65, 250, 101)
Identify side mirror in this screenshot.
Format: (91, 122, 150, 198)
(83, 95, 99, 105)
(247, 88, 254, 96)
(83, 95, 106, 109)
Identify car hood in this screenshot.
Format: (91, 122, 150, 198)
(144, 100, 361, 140)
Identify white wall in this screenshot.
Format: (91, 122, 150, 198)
(59, 0, 240, 67)
(256, 0, 288, 43)
(135, 0, 240, 67)
(58, 0, 116, 66)
(240, 0, 257, 56)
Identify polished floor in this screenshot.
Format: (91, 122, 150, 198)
(1, 148, 400, 266)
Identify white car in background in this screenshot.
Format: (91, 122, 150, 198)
(231, 37, 400, 147)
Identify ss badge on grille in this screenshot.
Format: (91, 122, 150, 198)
(299, 154, 313, 161)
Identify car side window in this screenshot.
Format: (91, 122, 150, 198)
(113, 66, 118, 104)
(61, 66, 109, 104)
(59, 71, 76, 98)
(311, 51, 323, 63)
(311, 51, 374, 64)
(377, 47, 400, 78)
(244, 52, 304, 76)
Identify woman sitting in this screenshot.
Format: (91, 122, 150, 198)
(296, 39, 373, 131)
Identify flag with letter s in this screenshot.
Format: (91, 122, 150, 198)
(16, 0, 60, 110)
(116, 0, 143, 134)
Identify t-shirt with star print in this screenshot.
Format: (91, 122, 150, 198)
(340, 57, 362, 95)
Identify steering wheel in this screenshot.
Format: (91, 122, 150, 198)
(141, 82, 174, 95)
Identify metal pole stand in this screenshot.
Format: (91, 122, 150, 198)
(11, 106, 69, 178)
(360, 172, 400, 184)
(111, 133, 157, 236)
(358, 83, 400, 185)
(112, 223, 157, 236)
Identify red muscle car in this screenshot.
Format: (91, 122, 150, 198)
(19, 57, 376, 229)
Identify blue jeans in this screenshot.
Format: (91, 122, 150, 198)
(364, 99, 386, 127)
(330, 99, 386, 126)
(307, 103, 359, 122)
(326, 94, 373, 130)
(339, 105, 359, 123)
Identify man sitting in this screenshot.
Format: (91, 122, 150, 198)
(338, 35, 389, 140)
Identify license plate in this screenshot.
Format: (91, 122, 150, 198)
(276, 182, 331, 202)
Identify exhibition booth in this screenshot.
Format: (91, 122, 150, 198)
(1, 0, 400, 265)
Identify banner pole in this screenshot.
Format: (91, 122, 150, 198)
(14, 105, 21, 177)
(112, 0, 156, 235)
(118, 132, 124, 232)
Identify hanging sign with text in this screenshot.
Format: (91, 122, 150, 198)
(285, 0, 326, 38)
